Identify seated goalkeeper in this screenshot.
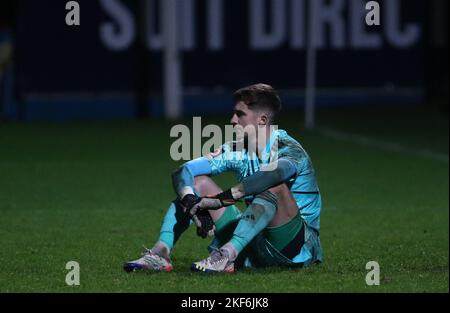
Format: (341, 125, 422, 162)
(124, 83, 323, 273)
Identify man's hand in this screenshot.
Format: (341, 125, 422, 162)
(194, 210, 216, 238)
(189, 197, 222, 215)
(188, 189, 237, 217)
(179, 193, 202, 227)
(179, 194, 201, 215)
(179, 194, 215, 238)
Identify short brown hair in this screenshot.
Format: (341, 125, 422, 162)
(233, 83, 282, 122)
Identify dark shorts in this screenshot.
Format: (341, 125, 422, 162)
(234, 221, 306, 269)
(210, 218, 313, 269)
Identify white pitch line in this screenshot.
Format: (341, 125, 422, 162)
(316, 127, 449, 163)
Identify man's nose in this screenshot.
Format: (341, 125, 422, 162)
(230, 114, 238, 125)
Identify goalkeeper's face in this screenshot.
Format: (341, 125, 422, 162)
(230, 101, 268, 142)
(230, 101, 258, 129)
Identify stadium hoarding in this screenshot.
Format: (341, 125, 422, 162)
(11, 0, 425, 119)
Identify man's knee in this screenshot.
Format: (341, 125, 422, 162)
(267, 183, 298, 221)
(268, 183, 290, 195)
(255, 190, 278, 207)
(193, 175, 210, 190)
(193, 175, 222, 196)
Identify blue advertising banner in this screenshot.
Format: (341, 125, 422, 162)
(16, 0, 424, 93)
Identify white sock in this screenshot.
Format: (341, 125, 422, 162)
(221, 242, 238, 262)
(153, 241, 171, 260)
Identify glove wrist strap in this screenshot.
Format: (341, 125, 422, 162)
(217, 189, 236, 206)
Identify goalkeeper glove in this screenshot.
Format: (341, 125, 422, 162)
(179, 193, 201, 215)
(179, 194, 215, 238)
(188, 189, 237, 217)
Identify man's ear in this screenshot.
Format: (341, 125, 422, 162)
(258, 114, 269, 126)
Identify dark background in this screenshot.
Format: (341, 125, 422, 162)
(0, 0, 448, 120)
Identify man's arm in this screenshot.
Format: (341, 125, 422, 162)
(234, 158, 296, 197)
(172, 143, 237, 199)
(171, 157, 212, 199)
(190, 158, 297, 212)
(171, 157, 215, 235)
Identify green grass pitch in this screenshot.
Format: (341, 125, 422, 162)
(0, 107, 448, 292)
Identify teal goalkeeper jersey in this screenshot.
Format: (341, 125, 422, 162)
(205, 129, 322, 231)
